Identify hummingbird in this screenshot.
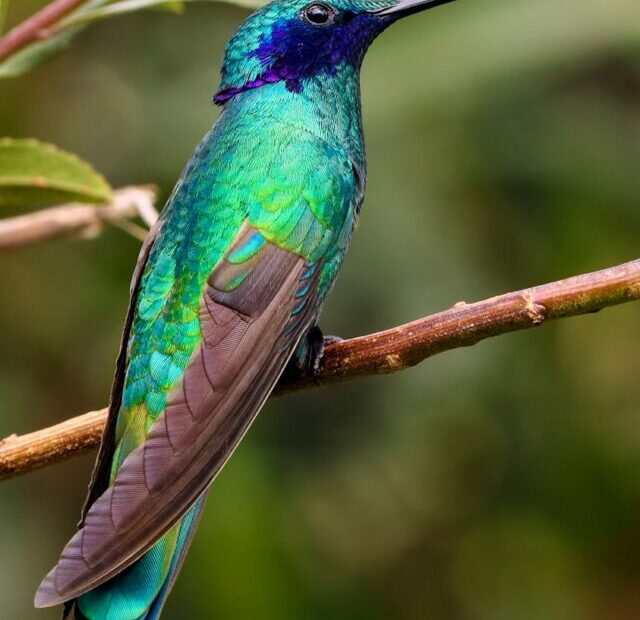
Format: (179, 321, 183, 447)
(35, 0, 457, 617)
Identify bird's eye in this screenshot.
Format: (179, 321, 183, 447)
(302, 2, 337, 26)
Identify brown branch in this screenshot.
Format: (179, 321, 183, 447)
(0, 410, 107, 480)
(0, 0, 88, 62)
(0, 185, 157, 250)
(2, 258, 640, 480)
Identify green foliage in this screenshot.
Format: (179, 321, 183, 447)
(59, 0, 189, 27)
(0, 0, 109, 78)
(0, 26, 82, 79)
(0, 138, 112, 207)
(61, 0, 264, 27)
(0, 0, 264, 78)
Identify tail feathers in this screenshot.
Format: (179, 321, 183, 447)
(145, 493, 207, 620)
(66, 494, 207, 620)
(70, 604, 87, 620)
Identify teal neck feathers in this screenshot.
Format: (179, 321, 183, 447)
(220, 64, 366, 169)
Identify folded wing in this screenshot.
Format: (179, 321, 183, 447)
(36, 224, 320, 607)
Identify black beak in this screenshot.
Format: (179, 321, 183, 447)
(372, 0, 458, 18)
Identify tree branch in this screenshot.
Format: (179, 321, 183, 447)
(2, 258, 639, 480)
(0, 185, 157, 250)
(0, 0, 88, 62)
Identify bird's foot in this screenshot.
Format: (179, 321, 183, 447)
(291, 325, 343, 380)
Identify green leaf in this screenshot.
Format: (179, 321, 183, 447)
(60, 0, 187, 26)
(0, 0, 108, 78)
(0, 138, 113, 207)
(0, 0, 264, 78)
(0, 26, 81, 79)
(61, 0, 262, 27)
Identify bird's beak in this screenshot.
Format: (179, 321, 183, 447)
(372, 0, 458, 18)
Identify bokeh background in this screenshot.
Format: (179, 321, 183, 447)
(2, 0, 640, 617)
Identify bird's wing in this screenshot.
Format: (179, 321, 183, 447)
(78, 217, 165, 524)
(36, 222, 321, 607)
(59, 218, 165, 620)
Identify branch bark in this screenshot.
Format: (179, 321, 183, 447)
(0, 0, 88, 62)
(2, 258, 639, 480)
(0, 185, 157, 250)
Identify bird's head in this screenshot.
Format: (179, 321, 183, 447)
(214, 0, 456, 104)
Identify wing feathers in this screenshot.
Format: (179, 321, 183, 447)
(36, 227, 321, 608)
(78, 219, 164, 523)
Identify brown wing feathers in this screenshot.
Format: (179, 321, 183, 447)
(36, 227, 320, 607)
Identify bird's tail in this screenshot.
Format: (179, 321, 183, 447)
(66, 493, 207, 620)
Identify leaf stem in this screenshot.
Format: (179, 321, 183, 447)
(0, 0, 88, 62)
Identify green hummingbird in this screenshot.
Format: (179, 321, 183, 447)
(35, 0, 458, 617)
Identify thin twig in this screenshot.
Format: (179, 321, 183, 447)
(0, 410, 107, 481)
(2, 258, 639, 480)
(0, 0, 88, 62)
(0, 185, 157, 250)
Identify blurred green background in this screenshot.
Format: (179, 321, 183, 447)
(2, 0, 640, 617)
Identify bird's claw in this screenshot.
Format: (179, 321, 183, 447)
(312, 333, 344, 379)
(291, 325, 343, 380)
